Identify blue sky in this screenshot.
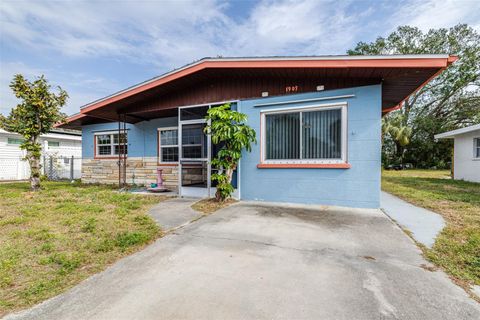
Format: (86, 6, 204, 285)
(1, 0, 479, 116)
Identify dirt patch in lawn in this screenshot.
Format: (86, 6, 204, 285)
(191, 198, 237, 215)
(0, 181, 167, 316)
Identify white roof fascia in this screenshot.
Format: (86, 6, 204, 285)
(41, 132, 82, 141)
(0, 129, 82, 141)
(434, 124, 480, 139)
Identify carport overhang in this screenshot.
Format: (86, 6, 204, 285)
(59, 55, 457, 130)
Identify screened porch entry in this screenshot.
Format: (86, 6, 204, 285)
(175, 104, 238, 198)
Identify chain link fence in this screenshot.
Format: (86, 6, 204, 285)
(43, 156, 82, 181)
(0, 156, 82, 181)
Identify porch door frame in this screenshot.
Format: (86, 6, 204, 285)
(178, 105, 212, 198)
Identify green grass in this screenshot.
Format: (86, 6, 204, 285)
(0, 181, 166, 316)
(382, 169, 480, 293)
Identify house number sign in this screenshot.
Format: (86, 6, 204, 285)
(285, 85, 299, 93)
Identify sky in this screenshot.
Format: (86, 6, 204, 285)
(1, 0, 479, 116)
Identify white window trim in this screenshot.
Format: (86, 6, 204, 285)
(94, 132, 128, 157)
(260, 102, 348, 165)
(158, 127, 179, 164)
(474, 137, 480, 160)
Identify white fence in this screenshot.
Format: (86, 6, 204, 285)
(0, 156, 82, 181)
(0, 157, 30, 180)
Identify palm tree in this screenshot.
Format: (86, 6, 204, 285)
(382, 113, 412, 166)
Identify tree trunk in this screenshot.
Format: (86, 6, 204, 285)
(28, 152, 41, 191)
(226, 168, 234, 184)
(394, 141, 404, 166)
(27, 136, 41, 191)
(214, 167, 234, 202)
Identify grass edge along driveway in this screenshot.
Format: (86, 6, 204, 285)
(0, 181, 167, 316)
(382, 170, 480, 300)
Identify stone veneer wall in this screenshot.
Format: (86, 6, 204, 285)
(82, 157, 178, 191)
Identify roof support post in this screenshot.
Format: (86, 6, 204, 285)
(118, 117, 121, 189)
(122, 113, 127, 188)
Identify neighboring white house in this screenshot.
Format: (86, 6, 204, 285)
(0, 129, 82, 180)
(435, 124, 480, 183)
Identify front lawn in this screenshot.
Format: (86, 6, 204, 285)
(0, 181, 166, 316)
(382, 170, 480, 294)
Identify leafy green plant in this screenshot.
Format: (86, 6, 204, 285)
(382, 113, 412, 165)
(0, 75, 67, 191)
(205, 103, 256, 201)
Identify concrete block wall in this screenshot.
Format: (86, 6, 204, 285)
(238, 85, 382, 208)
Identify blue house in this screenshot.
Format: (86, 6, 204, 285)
(61, 55, 456, 208)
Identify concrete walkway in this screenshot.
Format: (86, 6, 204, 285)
(148, 197, 202, 231)
(6, 202, 478, 320)
(381, 191, 445, 248)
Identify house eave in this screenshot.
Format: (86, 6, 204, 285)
(79, 55, 457, 113)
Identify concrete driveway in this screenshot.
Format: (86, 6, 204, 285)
(7, 202, 479, 320)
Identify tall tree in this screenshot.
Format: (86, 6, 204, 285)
(0, 75, 67, 190)
(349, 24, 480, 167)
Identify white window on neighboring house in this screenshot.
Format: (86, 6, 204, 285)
(260, 103, 348, 164)
(7, 137, 24, 145)
(48, 141, 60, 147)
(474, 138, 480, 159)
(158, 127, 178, 163)
(95, 132, 127, 157)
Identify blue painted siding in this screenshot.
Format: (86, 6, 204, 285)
(238, 85, 382, 208)
(82, 117, 177, 158)
(80, 89, 381, 208)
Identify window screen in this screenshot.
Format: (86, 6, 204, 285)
(265, 108, 343, 161)
(302, 109, 342, 159)
(265, 112, 300, 160)
(181, 124, 206, 159)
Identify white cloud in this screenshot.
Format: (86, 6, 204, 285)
(0, 0, 231, 68)
(0, 0, 368, 67)
(3, 0, 475, 68)
(396, 0, 480, 31)
(224, 0, 365, 55)
(1, 0, 478, 116)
